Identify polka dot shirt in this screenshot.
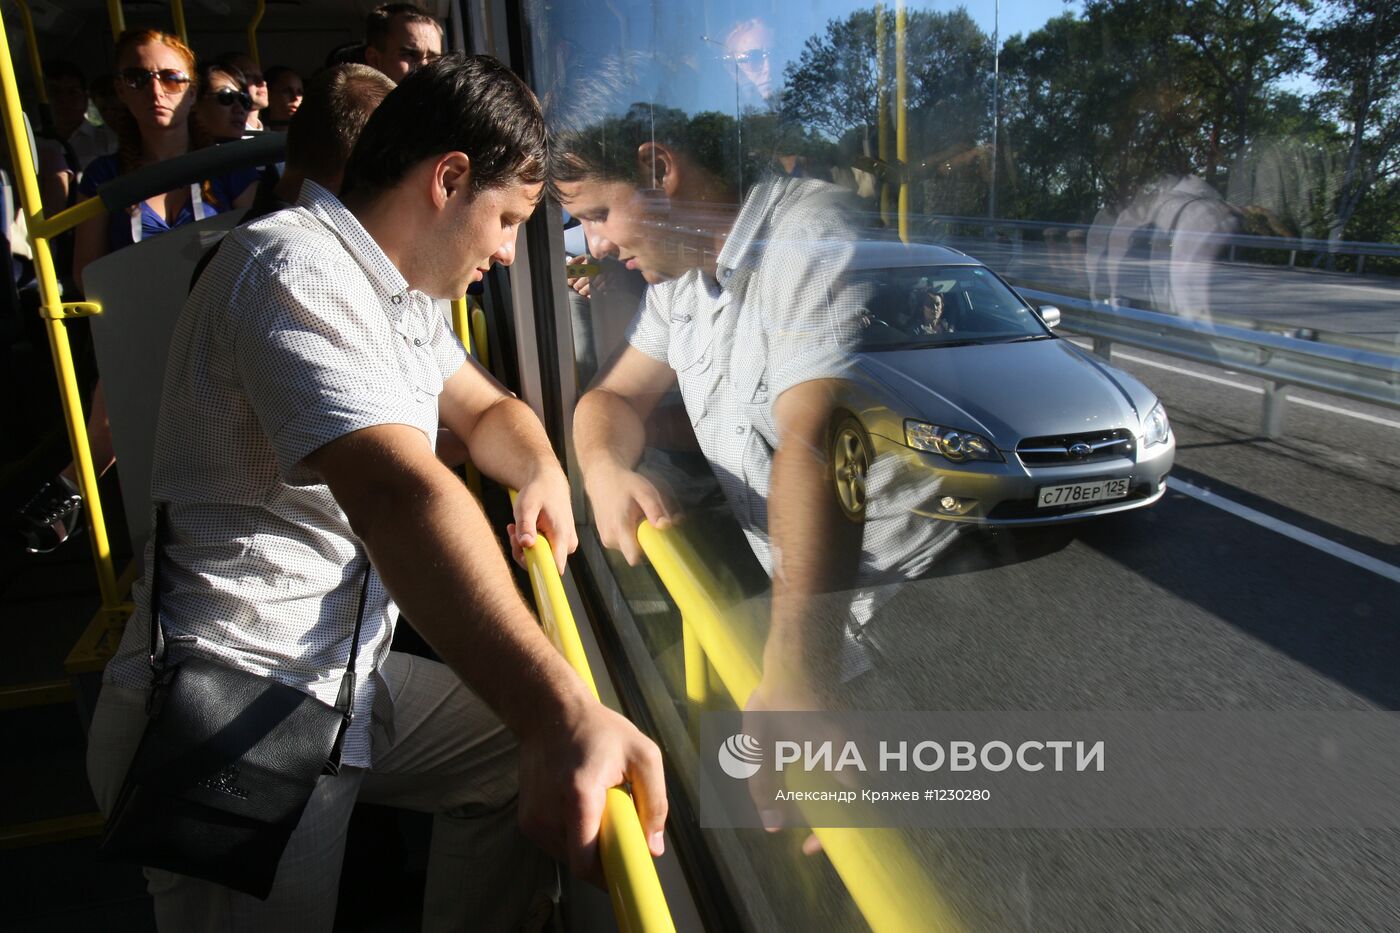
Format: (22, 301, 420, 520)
(105, 180, 466, 767)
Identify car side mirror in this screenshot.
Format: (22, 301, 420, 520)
(1038, 305, 1061, 329)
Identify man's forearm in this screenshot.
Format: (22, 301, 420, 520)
(765, 385, 861, 681)
(574, 388, 648, 485)
(348, 459, 589, 736)
(465, 396, 561, 489)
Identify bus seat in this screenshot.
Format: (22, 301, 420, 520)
(83, 209, 247, 552)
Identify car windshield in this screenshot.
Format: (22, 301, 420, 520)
(855, 264, 1050, 349)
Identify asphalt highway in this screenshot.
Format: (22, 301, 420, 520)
(946, 234, 1400, 347)
(845, 336, 1400, 931)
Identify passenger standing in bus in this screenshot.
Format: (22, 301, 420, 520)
(42, 59, 117, 179)
(11, 31, 259, 554)
(215, 52, 268, 132)
(363, 3, 444, 83)
(191, 61, 253, 144)
(261, 66, 304, 132)
(87, 54, 667, 930)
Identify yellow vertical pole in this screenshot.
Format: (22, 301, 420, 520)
(246, 0, 266, 69)
(107, 0, 126, 40)
(875, 3, 890, 229)
(895, 0, 908, 244)
(13, 0, 45, 107)
(448, 296, 482, 497)
(170, 0, 189, 46)
(0, 6, 121, 611)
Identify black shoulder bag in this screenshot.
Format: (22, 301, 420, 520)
(97, 505, 372, 900)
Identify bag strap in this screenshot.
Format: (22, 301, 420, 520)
(148, 503, 373, 716)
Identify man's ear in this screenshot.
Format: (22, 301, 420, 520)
(363, 44, 383, 70)
(636, 142, 681, 196)
(433, 152, 472, 208)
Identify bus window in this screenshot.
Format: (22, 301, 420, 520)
(524, 0, 1400, 930)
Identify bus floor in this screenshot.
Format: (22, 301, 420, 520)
(0, 468, 438, 931)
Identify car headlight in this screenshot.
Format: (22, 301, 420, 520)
(904, 420, 1003, 463)
(1143, 402, 1170, 447)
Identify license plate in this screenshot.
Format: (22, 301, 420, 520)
(1037, 478, 1129, 509)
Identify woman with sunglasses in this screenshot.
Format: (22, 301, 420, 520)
(15, 30, 259, 554)
(193, 61, 254, 144)
(72, 30, 257, 287)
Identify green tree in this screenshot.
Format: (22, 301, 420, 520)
(1309, 0, 1400, 250)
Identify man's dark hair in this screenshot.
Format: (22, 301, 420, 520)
(43, 59, 85, 86)
(365, 3, 443, 49)
(287, 64, 394, 176)
(341, 53, 546, 199)
(324, 42, 366, 68)
(544, 53, 741, 198)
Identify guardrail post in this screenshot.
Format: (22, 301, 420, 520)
(1356, 254, 1366, 275)
(1092, 336, 1113, 360)
(1263, 381, 1288, 438)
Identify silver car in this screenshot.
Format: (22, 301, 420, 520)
(831, 243, 1175, 525)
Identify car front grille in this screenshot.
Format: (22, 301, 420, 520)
(1016, 428, 1135, 466)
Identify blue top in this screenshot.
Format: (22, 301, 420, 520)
(78, 154, 260, 251)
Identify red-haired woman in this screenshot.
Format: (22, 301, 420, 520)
(73, 29, 257, 285)
(14, 30, 256, 553)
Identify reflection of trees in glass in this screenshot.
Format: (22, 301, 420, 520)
(778, 7, 992, 217)
(1309, 0, 1400, 253)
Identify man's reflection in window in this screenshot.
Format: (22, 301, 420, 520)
(552, 75, 955, 720)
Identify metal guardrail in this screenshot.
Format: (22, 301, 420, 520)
(507, 495, 677, 933)
(636, 521, 963, 933)
(1018, 286, 1400, 437)
(929, 213, 1400, 268)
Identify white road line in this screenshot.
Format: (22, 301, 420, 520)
(1167, 477, 1400, 585)
(1109, 349, 1400, 430)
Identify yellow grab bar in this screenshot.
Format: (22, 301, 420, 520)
(170, 0, 189, 46)
(107, 0, 125, 41)
(636, 519, 962, 933)
(0, 3, 122, 613)
(509, 491, 677, 933)
(246, 0, 266, 70)
(13, 0, 44, 107)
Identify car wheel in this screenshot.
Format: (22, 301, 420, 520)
(830, 413, 872, 521)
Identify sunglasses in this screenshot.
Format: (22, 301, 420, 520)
(209, 87, 254, 110)
(119, 68, 191, 92)
(724, 48, 769, 68)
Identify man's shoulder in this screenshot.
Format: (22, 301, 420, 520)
(226, 207, 361, 273)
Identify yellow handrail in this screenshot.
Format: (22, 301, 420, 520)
(509, 492, 677, 933)
(636, 520, 962, 933)
(107, 0, 125, 41)
(246, 0, 266, 70)
(895, 0, 908, 244)
(0, 4, 123, 614)
(170, 0, 188, 46)
(470, 304, 489, 370)
(13, 0, 44, 107)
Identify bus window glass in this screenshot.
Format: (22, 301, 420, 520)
(526, 0, 1400, 929)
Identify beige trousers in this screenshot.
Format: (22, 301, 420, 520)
(87, 651, 558, 932)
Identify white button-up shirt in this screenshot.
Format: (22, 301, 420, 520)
(627, 175, 866, 572)
(106, 181, 466, 767)
(627, 174, 952, 587)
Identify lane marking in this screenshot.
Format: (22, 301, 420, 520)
(1103, 347, 1400, 430)
(1167, 477, 1400, 585)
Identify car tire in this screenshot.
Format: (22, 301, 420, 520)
(830, 412, 872, 522)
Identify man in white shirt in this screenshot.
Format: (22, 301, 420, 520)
(88, 54, 666, 930)
(43, 59, 116, 177)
